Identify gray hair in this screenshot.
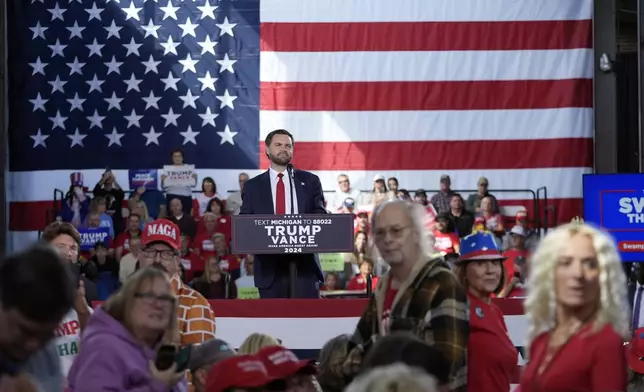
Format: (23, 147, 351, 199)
(371, 200, 436, 260)
(345, 364, 439, 392)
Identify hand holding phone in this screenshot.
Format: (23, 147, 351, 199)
(154, 345, 191, 373)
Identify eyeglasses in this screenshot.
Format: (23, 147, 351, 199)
(142, 249, 176, 261)
(134, 292, 176, 305)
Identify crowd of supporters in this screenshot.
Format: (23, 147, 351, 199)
(53, 153, 538, 301)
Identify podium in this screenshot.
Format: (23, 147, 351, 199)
(231, 214, 355, 298)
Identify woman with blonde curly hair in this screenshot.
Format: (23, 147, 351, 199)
(519, 222, 629, 391)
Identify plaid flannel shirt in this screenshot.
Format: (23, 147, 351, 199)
(338, 258, 469, 392)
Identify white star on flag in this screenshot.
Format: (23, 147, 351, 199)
(48, 39, 67, 57)
(216, 89, 237, 109)
(160, 0, 179, 20)
(142, 126, 162, 145)
(67, 57, 85, 75)
(30, 93, 48, 112)
(105, 128, 125, 147)
(217, 54, 236, 73)
(67, 93, 86, 112)
(179, 90, 199, 108)
(199, 107, 218, 127)
(49, 110, 67, 130)
(30, 130, 49, 148)
(217, 125, 238, 145)
(161, 108, 181, 126)
(104, 21, 122, 39)
(161, 72, 180, 91)
(124, 74, 142, 92)
(86, 74, 105, 93)
(67, 129, 87, 148)
(179, 18, 198, 37)
(180, 126, 200, 145)
(161, 36, 180, 55)
(30, 22, 48, 39)
(48, 76, 67, 93)
(141, 55, 161, 74)
(87, 110, 105, 129)
(104, 92, 123, 111)
(85, 3, 104, 21)
(67, 22, 85, 39)
(198, 71, 217, 91)
(179, 54, 199, 73)
(216, 17, 237, 37)
(47, 3, 66, 21)
(124, 37, 142, 56)
(86, 38, 104, 57)
(124, 109, 143, 128)
(122, 2, 141, 21)
(105, 56, 123, 74)
(142, 91, 161, 110)
(29, 57, 47, 75)
(197, 0, 217, 20)
(198, 36, 217, 55)
(141, 20, 161, 38)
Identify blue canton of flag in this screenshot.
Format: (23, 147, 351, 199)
(7, 0, 260, 171)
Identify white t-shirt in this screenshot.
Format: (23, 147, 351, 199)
(195, 192, 226, 216)
(55, 307, 92, 377)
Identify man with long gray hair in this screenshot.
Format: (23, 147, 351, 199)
(332, 200, 469, 392)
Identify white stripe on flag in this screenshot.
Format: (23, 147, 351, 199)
(259, 109, 593, 142)
(260, 50, 593, 83)
(260, 0, 592, 23)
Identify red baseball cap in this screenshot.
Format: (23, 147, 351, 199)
(628, 328, 644, 374)
(141, 219, 181, 250)
(257, 345, 317, 380)
(205, 355, 276, 392)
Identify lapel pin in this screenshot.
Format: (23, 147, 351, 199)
(475, 307, 484, 319)
(301, 182, 305, 186)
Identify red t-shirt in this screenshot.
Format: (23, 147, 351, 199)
(113, 230, 141, 257)
(346, 275, 379, 291)
(520, 323, 627, 392)
(380, 277, 398, 336)
(191, 231, 218, 259)
(433, 231, 460, 254)
(467, 293, 518, 392)
(179, 252, 204, 282)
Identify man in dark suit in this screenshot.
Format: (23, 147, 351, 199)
(240, 129, 327, 298)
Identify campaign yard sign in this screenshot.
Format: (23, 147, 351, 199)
(583, 174, 644, 261)
(78, 227, 110, 251)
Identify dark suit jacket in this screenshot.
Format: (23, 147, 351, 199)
(240, 169, 327, 289)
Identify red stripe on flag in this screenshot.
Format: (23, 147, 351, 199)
(260, 139, 592, 170)
(260, 79, 592, 111)
(261, 20, 592, 52)
(9, 201, 55, 232)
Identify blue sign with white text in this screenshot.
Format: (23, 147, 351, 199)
(583, 174, 644, 261)
(78, 227, 111, 251)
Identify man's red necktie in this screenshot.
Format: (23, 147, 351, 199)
(276, 173, 286, 214)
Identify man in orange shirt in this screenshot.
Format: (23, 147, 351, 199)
(138, 219, 217, 390)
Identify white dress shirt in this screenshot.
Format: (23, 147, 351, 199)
(269, 167, 299, 214)
(330, 188, 361, 212)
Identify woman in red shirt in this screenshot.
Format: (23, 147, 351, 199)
(520, 221, 629, 392)
(454, 231, 517, 392)
(346, 259, 378, 291)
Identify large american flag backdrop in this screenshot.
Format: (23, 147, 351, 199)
(6, 0, 592, 250)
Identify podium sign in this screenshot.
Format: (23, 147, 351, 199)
(231, 214, 354, 254)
